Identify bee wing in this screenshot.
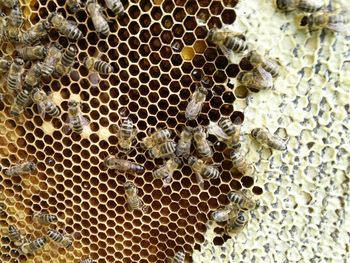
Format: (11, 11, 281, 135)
(325, 22, 348, 32)
(185, 99, 202, 120)
(37, 102, 46, 119)
(255, 66, 273, 89)
(79, 115, 90, 127)
(195, 173, 205, 190)
(62, 116, 73, 134)
(162, 174, 173, 188)
(218, 44, 233, 59)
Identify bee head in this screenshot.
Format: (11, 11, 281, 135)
(300, 16, 308, 27)
(123, 181, 135, 191)
(187, 156, 197, 166)
(14, 58, 24, 66)
(28, 162, 37, 171)
(68, 100, 78, 108)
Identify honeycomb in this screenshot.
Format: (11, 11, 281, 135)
(0, 0, 264, 262)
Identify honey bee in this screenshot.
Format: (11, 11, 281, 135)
(276, 0, 323, 12)
(152, 157, 182, 186)
(7, 58, 24, 93)
(225, 210, 248, 235)
(17, 46, 48, 61)
(193, 127, 213, 158)
(33, 212, 58, 225)
(0, 0, 17, 8)
(141, 129, 172, 150)
(218, 117, 242, 147)
(105, 0, 124, 17)
(246, 50, 280, 78)
(3, 161, 37, 176)
(211, 204, 239, 223)
(104, 157, 145, 174)
(21, 19, 51, 45)
(24, 63, 42, 89)
(185, 83, 208, 120)
(67, 0, 81, 13)
(207, 27, 248, 57)
(19, 237, 47, 254)
(237, 66, 273, 91)
(41, 43, 63, 78)
(299, 9, 350, 33)
(63, 100, 89, 134)
(115, 118, 137, 152)
(8, 225, 24, 246)
(32, 88, 60, 118)
(171, 250, 185, 263)
(0, 56, 12, 73)
(230, 148, 255, 176)
(54, 46, 77, 77)
(48, 12, 83, 40)
(149, 141, 177, 159)
(47, 229, 73, 249)
(83, 57, 113, 74)
(80, 258, 94, 263)
(10, 86, 32, 116)
(227, 190, 257, 211)
(188, 156, 220, 181)
(124, 181, 148, 212)
(176, 126, 193, 158)
(9, 3, 23, 27)
(86, 0, 110, 35)
(251, 127, 287, 151)
(6, 22, 21, 43)
(0, 12, 7, 44)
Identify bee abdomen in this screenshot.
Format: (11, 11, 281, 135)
(15, 89, 31, 107)
(7, 75, 20, 91)
(93, 60, 112, 74)
(111, 2, 124, 16)
(120, 119, 133, 138)
(46, 103, 60, 117)
(61, 47, 76, 67)
(67, 27, 83, 40)
(8, 225, 22, 243)
(224, 36, 248, 53)
(47, 229, 63, 242)
(173, 250, 185, 263)
(202, 166, 220, 179)
(29, 237, 47, 250)
(72, 119, 83, 134)
(218, 119, 235, 136)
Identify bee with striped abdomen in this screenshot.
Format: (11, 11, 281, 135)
(208, 27, 248, 57)
(83, 56, 113, 74)
(48, 12, 83, 40)
(149, 141, 177, 159)
(23, 63, 42, 89)
(299, 9, 349, 33)
(63, 100, 89, 134)
(124, 181, 148, 212)
(33, 212, 58, 225)
(228, 190, 257, 211)
(141, 129, 172, 150)
(3, 161, 37, 176)
(218, 117, 242, 147)
(7, 58, 24, 93)
(6, 21, 21, 43)
(105, 0, 124, 17)
(246, 50, 280, 78)
(153, 157, 182, 187)
(171, 250, 185, 263)
(21, 19, 51, 45)
(86, 0, 110, 35)
(176, 126, 193, 158)
(185, 83, 208, 120)
(54, 46, 77, 77)
(17, 46, 48, 61)
(225, 210, 249, 235)
(10, 86, 32, 116)
(67, 0, 81, 13)
(104, 157, 145, 175)
(32, 88, 60, 118)
(251, 127, 287, 151)
(47, 229, 73, 249)
(9, 3, 23, 27)
(193, 127, 213, 158)
(41, 43, 63, 78)
(230, 148, 255, 176)
(115, 118, 137, 152)
(211, 204, 239, 223)
(80, 258, 94, 263)
(0, 12, 7, 44)
(188, 156, 220, 181)
(237, 66, 273, 91)
(276, 0, 324, 13)
(19, 237, 47, 254)
(8, 225, 24, 246)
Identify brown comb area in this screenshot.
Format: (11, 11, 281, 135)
(0, 0, 263, 262)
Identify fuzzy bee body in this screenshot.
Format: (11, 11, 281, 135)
(251, 127, 287, 151)
(153, 158, 181, 186)
(116, 118, 136, 152)
(211, 204, 239, 222)
(41, 43, 63, 78)
(141, 129, 171, 149)
(225, 211, 248, 235)
(9, 3, 23, 27)
(188, 156, 220, 180)
(149, 141, 177, 159)
(6, 22, 21, 43)
(21, 20, 51, 45)
(32, 88, 60, 118)
(64, 100, 89, 134)
(33, 212, 58, 225)
(246, 51, 279, 78)
(20, 237, 47, 254)
(87, 0, 110, 35)
(0, 12, 7, 44)
(0, 0, 17, 8)
(105, 0, 124, 17)
(124, 181, 144, 211)
(228, 191, 257, 211)
(230, 149, 255, 176)
(48, 12, 83, 40)
(218, 117, 242, 147)
(171, 250, 185, 263)
(237, 66, 273, 91)
(208, 28, 248, 55)
(47, 229, 73, 249)
(4, 161, 37, 176)
(276, 0, 323, 12)
(67, 0, 81, 12)
(7, 58, 24, 93)
(54, 46, 77, 76)
(18, 46, 48, 61)
(0, 57, 12, 73)
(10, 88, 31, 116)
(84, 57, 113, 74)
(8, 225, 23, 246)
(185, 83, 207, 120)
(176, 126, 193, 158)
(104, 157, 145, 174)
(80, 258, 94, 263)
(193, 127, 213, 158)
(24, 63, 42, 89)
